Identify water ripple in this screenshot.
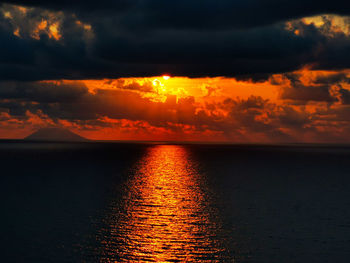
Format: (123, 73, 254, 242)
(93, 145, 231, 262)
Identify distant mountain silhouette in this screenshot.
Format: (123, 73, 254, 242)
(25, 128, 88, 142)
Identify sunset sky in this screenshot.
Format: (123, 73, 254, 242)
(1, 1, 350, 142)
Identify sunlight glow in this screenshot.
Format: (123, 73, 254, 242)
(152, 79, 160, 86)
(98, 145, 226, 261)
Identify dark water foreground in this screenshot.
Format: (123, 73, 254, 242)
(1, 141, 350, 262)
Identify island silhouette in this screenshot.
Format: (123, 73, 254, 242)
(25, 128, 87, 142)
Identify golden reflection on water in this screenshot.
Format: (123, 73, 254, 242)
(99, 145, 228, 262)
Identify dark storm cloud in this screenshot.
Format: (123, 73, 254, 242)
(280, 85, 335, 103)
(314, 73, 350, 84)
(0, 14, 330, 80)
(277, 71, 350, 104)
(0, 81, 88, 102)
(3, 0, 350, 29)
(1, 0, 133, 13)
(0, 2, 349, 80)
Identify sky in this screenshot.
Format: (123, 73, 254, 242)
(0, 1, 350, 142)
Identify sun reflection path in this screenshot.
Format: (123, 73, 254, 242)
(99, 145, 230, 262)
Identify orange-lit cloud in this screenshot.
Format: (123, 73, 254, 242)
(1, 3, 350, 142)
(1, 70, 350, 142)
(0, 3, 92, 41)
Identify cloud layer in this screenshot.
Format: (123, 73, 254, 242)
(0, 3, 350, 80)
(0, 70, 350, 142)
(0, 2, 350, 142)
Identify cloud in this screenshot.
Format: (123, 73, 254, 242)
(0, 80, 88, 102)
(280, 85, 335, 103)
(0, 4, 349, 80)
(4, 0, 350, 29)
(275, 70, 350, 104)
(0, 2, 350, 142)
(1, 77, 349, 142)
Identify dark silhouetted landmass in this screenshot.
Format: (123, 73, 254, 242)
(25, 128, 88, 142)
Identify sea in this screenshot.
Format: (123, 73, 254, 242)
(1, 141, 350, 262)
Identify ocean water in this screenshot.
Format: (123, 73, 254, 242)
(1, 141, 350, 262)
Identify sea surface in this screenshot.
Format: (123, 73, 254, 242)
(1, 141, 350, 262)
